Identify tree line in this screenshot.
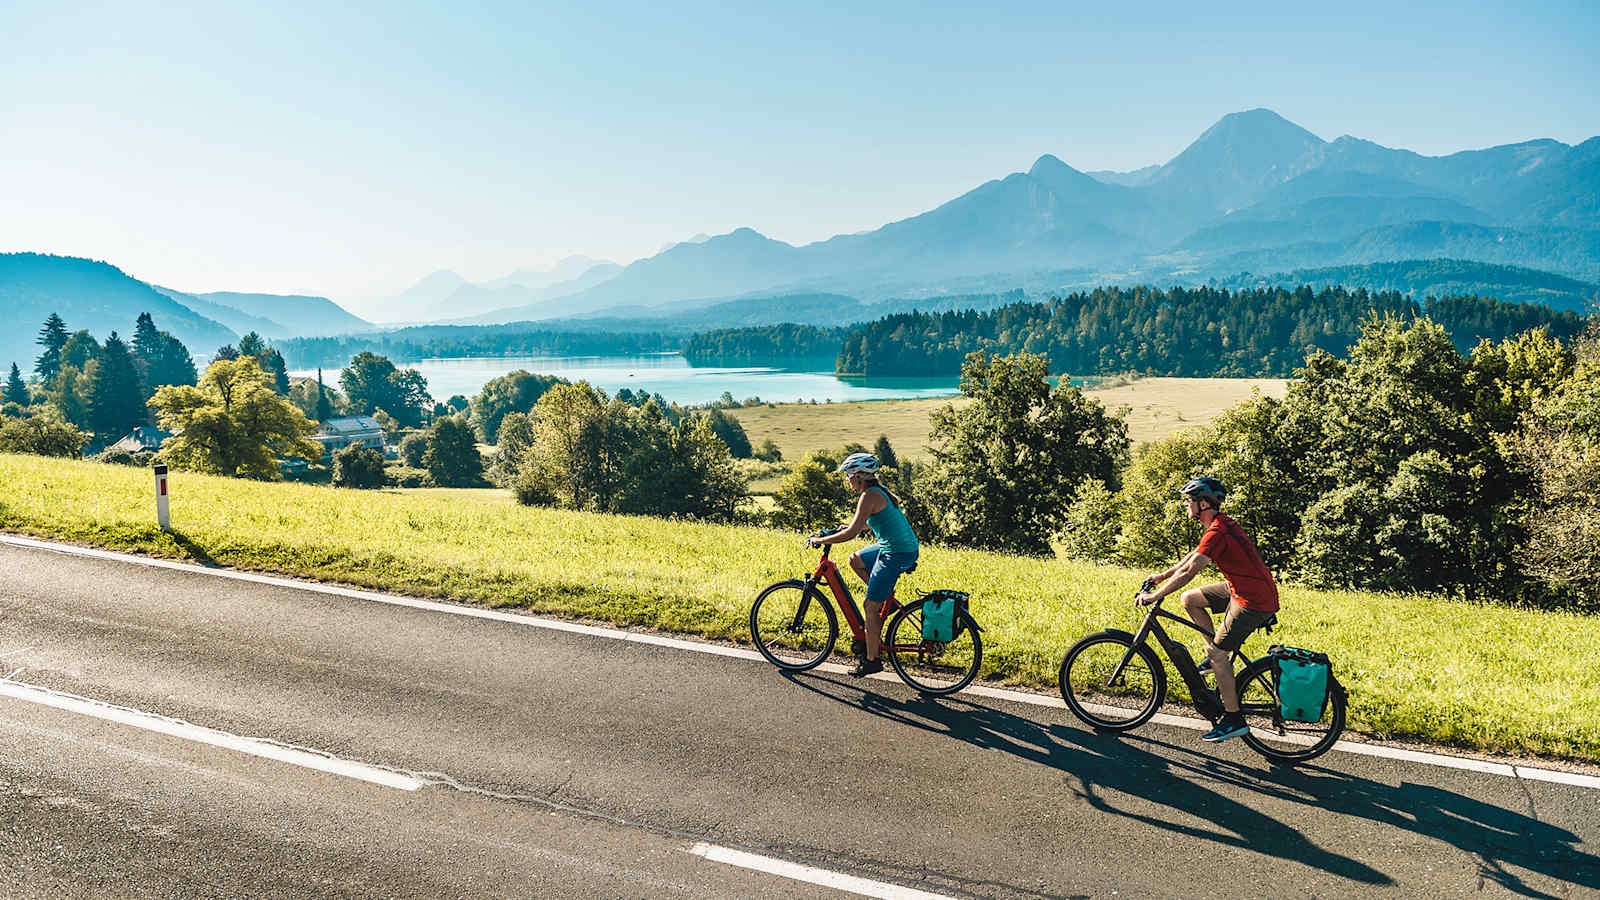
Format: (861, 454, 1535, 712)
(275, 324, 677, 369)
(680, 324, 847, 364)
(826, 286, 1586, 377)
(838, 283, 1587, 374)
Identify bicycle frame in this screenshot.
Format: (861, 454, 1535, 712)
(798, 544, 918, 654)
(1112, 601, 1252, 721)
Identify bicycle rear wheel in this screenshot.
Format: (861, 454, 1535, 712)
(1058, 631, 1166, 731)
(750, 580, 838, 671)
(884, 598, 982, 696)
(1236, 657, 1347, 764)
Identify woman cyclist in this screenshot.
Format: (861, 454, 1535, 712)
(806, 452, 920, 677)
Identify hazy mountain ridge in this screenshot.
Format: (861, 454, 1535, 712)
(0, 253, 237, 370)
(454, 108, 1596, 325)
(181, 291, 372, 337)
(1211, 259, 1600, 313)
(153, 287, 292, 338)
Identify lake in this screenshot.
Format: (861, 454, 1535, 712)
(295, 353, 961, 406)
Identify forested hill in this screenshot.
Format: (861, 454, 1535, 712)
(832, 286, 1590, 378)
(276, 323, 676, 369)
(681, 324, 847, 363)
(1213, 259, 1600, 313)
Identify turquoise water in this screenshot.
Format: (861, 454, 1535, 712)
(295, 353, 961, 406)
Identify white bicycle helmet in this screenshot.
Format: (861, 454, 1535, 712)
(837, 452, 880, 475)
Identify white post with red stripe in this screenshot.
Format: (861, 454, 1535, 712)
(153, 463, 170, 531)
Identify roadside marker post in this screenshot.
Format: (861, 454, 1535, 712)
(153, 463, 170, 531)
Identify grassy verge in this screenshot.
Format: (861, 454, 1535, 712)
(3, 453, 1596, 763)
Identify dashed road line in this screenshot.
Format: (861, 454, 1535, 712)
(688, 842, 958, 900)
(0, 678, 426, 791)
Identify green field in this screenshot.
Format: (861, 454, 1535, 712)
(730, 377, 1289, 464)
(2, 452, 1595, 764)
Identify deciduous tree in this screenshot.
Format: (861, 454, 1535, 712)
(148, 358, 320, 479)
(924, 351, 1128, 555)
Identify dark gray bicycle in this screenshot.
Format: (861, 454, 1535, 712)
(1058, 579, 1347, 763)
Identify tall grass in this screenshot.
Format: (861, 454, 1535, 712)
(3, 453, 1596, 762)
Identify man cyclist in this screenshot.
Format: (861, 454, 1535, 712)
(1135, 476, 1278, 742)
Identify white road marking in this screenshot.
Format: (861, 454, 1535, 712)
(5, 533, 1598, 791)
(689, 842, 957, 900)
(0, 678, 426, 791)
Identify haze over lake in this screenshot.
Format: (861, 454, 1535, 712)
(295, 353, 961, 406)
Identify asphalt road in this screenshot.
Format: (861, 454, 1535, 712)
(0, 540, 1596, 898)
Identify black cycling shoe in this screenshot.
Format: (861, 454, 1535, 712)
(849, 657, 884, 678)
(1196, 656, 1212, 675)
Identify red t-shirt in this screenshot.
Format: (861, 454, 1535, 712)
(1195, 513, 1279, 612)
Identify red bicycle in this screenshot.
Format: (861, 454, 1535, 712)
(749, 536, 983, 695)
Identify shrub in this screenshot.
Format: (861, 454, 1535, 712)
(385, 465, 433, 488)
(1056, 478, 1121, 562)
(753, 438, 782, 462)
(424, 416, 484, 487)
(92, 448, 156, 468)
(770, 451, 852, 533)
(332, 444, 386, 488)
(0, 415, 90, 458)
(488, 411, 535, 485)
(702, 408, 752, 458)
(398, 431, 429, 467)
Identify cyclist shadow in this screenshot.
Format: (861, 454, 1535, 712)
(783, 673, 1597, 896)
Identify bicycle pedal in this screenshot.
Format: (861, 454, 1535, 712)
(850, 638, 866, 657)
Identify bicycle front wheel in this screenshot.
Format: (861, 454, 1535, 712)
(1236, 657, 1347, 764)
(1058, 631, 1166, 731)
(750, 580, 838, 671)
(884, 598, 982, 696)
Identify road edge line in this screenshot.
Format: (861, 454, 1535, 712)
(6, 532, 1597, 791)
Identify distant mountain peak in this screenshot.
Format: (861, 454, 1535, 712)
(1029, 153, 1071, 173)
(1195, 107, 1324, 146)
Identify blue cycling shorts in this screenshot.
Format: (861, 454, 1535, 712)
(856, 543, 918, 606)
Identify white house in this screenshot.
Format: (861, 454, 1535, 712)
(312, 416, 386, 454)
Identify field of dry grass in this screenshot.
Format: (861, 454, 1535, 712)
(730, 377, 1289, 464)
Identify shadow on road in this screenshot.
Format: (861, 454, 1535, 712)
(783, 672, 1598, 897)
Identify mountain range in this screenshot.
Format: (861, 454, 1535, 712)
(439, 108, 1598, 326)
(378, 255, 623, 323)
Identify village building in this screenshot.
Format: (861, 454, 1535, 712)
(311, 416, 387, 455)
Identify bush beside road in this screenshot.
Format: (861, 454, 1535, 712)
(2, 451, 1596, 764)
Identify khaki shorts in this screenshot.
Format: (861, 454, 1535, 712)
(1197, 583, 1276, 653)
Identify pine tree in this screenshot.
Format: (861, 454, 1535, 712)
(158, 333, 198, 387)
(873, 434, 899, 469)
(315, 368, 332, 422)
(83, 332, 148, 444)
(237, 332, 266, 358)
(35, 313, 68, 384)
(262, 348, 290, 394)
(4, 363, 29, 406)
(132, 312, 163, 374)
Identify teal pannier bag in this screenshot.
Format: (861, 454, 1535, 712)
(1271, 645, 1332, 723)
(921, 590, 964, 642)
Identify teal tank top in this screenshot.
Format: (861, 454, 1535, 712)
(866, 486, 919, 556)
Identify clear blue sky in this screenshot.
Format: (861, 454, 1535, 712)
(3, 0, 1596, 318)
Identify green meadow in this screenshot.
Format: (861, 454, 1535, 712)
(3, 453, 1596, 764)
